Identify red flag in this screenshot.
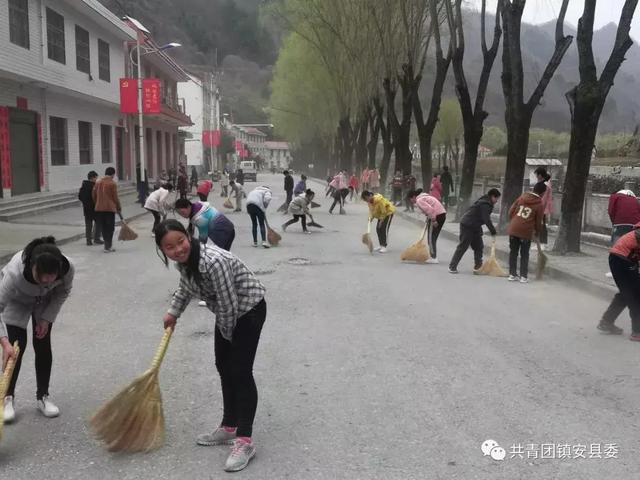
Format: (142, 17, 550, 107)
(120, 78, 137, 113)
(235, 140, 242, 153)
(142, 79, 161, 113)
(212, 130, 221, 146)
(202, 130, 212, 146)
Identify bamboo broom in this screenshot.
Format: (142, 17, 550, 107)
(118, 213, 138, 241)
(265, 218, 281, 246)
(475, 238, 508, 277)
(400, 222, 430, 263)
(0, 342, 20, 443)
(90, 328, 172, 453)
(535, 239, 548, 280)
(362, 219, 374, 253)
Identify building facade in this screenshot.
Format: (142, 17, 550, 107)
(0, 0, 136, 197)
(264, 141, 291, 170)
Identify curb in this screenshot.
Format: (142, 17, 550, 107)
(394, 210, 617, 301)
(0, 210, 149, 267)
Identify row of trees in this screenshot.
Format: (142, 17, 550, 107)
(268, 0, 638, 253)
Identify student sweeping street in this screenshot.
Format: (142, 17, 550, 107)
(534, 167, 553, 250)
(293, 174, 307, 196)
(430, 174, 442, 202)
(78, 170, 103, 246)
(92, 167, 121, 253)
(282, 170, 294, 210)
(407, 189, 446, 264)
(144, 184, 175, 235)
(197, 178, 214, 202)
(175, 198, 236, 251)
(362, 190, 395, 253)
(157, 220, 266, 472)
(246, 186, 273, 248)
(229, 180, 244, 212)
(598, 224, 640, 341)
(448, 189, 501, 274)
(608, 189, 640, 244)
(440, 166, 454, 208)
(328, 171, 349, 214)
(506, 182, 546, 283)
(348, 173, 359, 201)
(1, 237, 74, 423)
(282, 190, 315, 234)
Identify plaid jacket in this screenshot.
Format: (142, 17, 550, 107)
(168, 244, 266, 340)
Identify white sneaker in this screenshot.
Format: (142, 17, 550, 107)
(3, 396, 15, 423)
(520, 277, 529, 284)
(262, 242, 270, 249)
(373, 246, 382, 252)
(198, 300, 207, 307)
(605, 272, 613, 278)
(426, 258, 439, 264)
(225, 438, 256, 472)
(196, 427, 237, 446)
(37, 395, 59, 418)
(378, 247, 387, 254)
(508, 275, 519, 282)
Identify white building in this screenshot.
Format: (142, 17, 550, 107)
(178, 71, 219, 172)
(0, 0, 136, 197)
(264, 141, 291, 170)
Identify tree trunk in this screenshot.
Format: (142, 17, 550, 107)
(367, 104, 381, 169)
(354, 114, 369, 173)
(456, 127, 482, 219)
(500, 116, 532, 225)
(338, 116, 354, 171)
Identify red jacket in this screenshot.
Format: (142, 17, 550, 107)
(608, 193, 640, 225)
(611, 223, 640, 260)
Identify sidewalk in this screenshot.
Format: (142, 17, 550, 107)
(0, 190, 145, 264)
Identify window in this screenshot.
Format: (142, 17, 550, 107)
(9, 0, 29, 49)
(101, 125, 112, 164)
(49, 117, 67, 166)
(78, 121, 92, 164)
(46, 8, 65, 64)
(75, 25, 90, 73)
(98, 39, 110, 82)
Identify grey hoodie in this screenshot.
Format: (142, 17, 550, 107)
(0, 251, 74, 338)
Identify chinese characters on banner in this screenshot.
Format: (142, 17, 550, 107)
(119, 78, 137, 113)
(142, 79, 161, 113)
(202, 130, 221, 147)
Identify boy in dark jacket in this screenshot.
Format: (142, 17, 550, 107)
(507, 182, 546, 283)
(78, 171, 102, 246)
(449, 188, 501, 273)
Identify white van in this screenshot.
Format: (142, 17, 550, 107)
(240, 160, 257, 182)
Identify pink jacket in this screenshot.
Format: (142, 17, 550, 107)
(430, 177, 442, 201)
(541, 180, 553, 216)
(331, 174, 348, 190)
(416, 193, 446, 220)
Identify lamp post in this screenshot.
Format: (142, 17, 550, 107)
(129, 37, 180, 203)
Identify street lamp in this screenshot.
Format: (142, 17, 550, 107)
(125, 17, 180, 202)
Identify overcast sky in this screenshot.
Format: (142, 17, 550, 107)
(474, 0, 640, 40)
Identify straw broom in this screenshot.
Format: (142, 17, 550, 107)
(535, 239, 548, 280)
(0, 342, 20, 443)
(475, 238, 508, 277)
(118, 213, 138, 241)
(90, 328, 172, 453)
(265, 218, 281, 246)
(401, 223, 430, 263)
(223, 197, 234, 209)
(362, 219, 374, 253)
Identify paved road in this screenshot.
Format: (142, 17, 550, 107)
(1, 175, 637, 479)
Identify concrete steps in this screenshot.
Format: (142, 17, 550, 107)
(0, 185, 137, 222)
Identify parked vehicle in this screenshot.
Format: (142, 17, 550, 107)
(240, 160, 258, 182)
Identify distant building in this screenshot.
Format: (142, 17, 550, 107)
(0, 0, 135, 197)
(264, 141, 291, 170)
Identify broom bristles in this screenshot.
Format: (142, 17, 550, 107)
(223, 199, 234, 209)
(267, 227, 281, 246)
(475, 242, 508, 277)
(361, 233, 373, 253)
(536, 241, 548, 280)
(0, 342, 20, 443)
(401, 241, 430, 263)
(118, 222, 138, 241)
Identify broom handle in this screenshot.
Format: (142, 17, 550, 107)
(491, 238, 497, 257)
(418, 221, 429, 242)
(150, 328, 172, 371)
(0, 342, 20, 397)
(367, 218, 371, 234)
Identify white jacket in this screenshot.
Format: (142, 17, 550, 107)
(246, 186, 272, 211)
(288, 195, 310, 216)
(144, 187, 172, 214)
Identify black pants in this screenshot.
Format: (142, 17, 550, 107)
(509, 236, 532, 278)
(376, 214, 393, 247)
(209, 214, 236, 251)
(84, 212, 102, 244)
(247, 204, 266, 243)
(442, 191, 450, 208)
(392, 188, 402, 205)
(608, 254, 640, 333)
(449, 226, 484, 270)
(285, 190, 293, 207)
(6, 321, 53, 399)
(329, 189, 349, 213)
(94, 211, 116, 249)
(197, 192, 208, 202)
(146, 208, 161, 233)
(539, 215, 549, 244)
(427, 213, 446, 259)
(215, 299, 266, 438)
(284, 214, 307, 232)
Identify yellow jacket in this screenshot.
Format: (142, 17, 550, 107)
(368, 193, 395, 220)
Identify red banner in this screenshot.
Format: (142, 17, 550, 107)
(142, 78, 161, 113)
(119, 78, 137, 113)
(202, 130, 212, 146)
(212, 129, 221, 146)
(202, 130, 221, 147)
(234, 140, 242, 153)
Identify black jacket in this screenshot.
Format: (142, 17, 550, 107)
(460, 195, 497, 235)
(78, 180, 95, 214)
(284, 174, 294, 192)
(440, 171, 453, 192)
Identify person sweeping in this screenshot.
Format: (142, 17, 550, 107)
(361, 190, 395, 253)
(449, 189, 501, 274)
(175, 198, 235, 251)
(282, 189, 315, 234)
(0, 237, 74, 423)
(407, 189, 446, 264)
(506, 182, 546, 283)
(156, 220, 267, 472)
(246, 186, 273, 248)
(144, 183, 174, 236)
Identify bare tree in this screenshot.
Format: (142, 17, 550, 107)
(499, 0, 573, 226)
(449, 0, 502, 219)
(554, 0, 639, 253)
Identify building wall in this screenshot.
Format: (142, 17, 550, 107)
(178, 76, 204, 167)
